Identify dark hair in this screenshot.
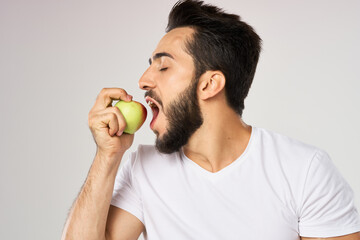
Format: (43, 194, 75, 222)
(166, 0, 262, 116)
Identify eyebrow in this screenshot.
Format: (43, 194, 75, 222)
(148, 52, 174, 65)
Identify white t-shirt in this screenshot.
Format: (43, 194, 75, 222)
(111, 127, 360, 239)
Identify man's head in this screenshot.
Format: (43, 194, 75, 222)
(167, 0, 262, 116)
(139, 0, 261, 153)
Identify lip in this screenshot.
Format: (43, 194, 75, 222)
(145, 96, 161, 130)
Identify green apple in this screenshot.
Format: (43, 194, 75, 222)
(114, 100, 147, 134)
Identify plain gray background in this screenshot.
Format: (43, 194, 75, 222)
(1, 0, 359, 239)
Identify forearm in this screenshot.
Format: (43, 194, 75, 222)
(61, 152, 123, 240)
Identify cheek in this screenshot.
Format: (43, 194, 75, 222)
(166, 68, 193, 89)
(158, 69, 194, 108)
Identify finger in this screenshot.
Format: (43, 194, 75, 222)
(106, 106, 127, 136)
(92, 88, 133, 112)
(98, 111, 119, 137)
(96, 107, 127, 136)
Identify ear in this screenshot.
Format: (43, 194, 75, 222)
(198, 71, 226, 100)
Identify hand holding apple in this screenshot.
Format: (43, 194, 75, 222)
(115, 100, 147, 134)
(89, 88, 139, 159)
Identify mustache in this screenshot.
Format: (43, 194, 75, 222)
(144, 90, 163, 108)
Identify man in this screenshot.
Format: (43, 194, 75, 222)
(62, 0, 360, 239)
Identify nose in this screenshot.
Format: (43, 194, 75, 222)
(138, 67, 156, 90)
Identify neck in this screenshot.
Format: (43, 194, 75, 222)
(183, 101, 252, 173)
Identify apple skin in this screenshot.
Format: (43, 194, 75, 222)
(114, 100, 147, 134)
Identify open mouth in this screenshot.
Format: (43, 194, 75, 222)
(145, 96, 160, 129)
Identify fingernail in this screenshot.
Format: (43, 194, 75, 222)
(117, 131, 123, 136)
(127, 95, 133, 101)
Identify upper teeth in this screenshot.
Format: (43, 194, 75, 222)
(148, 100, 156, 107)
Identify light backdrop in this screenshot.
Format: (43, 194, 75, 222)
(0, 0, 359, 239)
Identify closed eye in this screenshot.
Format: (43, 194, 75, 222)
(160, 67, 168, 71)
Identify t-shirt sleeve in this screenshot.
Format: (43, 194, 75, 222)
(298, 150, 360, 237)
(110, 152, 144, 224)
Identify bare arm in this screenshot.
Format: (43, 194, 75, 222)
(61, 88, 144, 240)
(301, 232, 360, 240)
(106, 206, 144, 240)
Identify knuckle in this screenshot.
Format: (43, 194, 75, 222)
(88, 116, 97, 129)
(88, 113, 93, 125)
(88, 110, 94, 118)
(88, 119, 94, 129)
(98, 88, 109, 99)
(112, 106, 121, 114)
(116, 88, 127, 97)
(100, 87, 108, 93)
(109, 112, 117, 121)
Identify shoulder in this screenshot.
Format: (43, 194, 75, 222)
(253, 126, 332, 182)
(254, 126, 323, 164)
(252, 127, 333, 213)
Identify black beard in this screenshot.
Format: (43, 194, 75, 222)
(155, 79, 203, 154)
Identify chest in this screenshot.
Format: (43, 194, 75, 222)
(137, 162, 300, 240)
